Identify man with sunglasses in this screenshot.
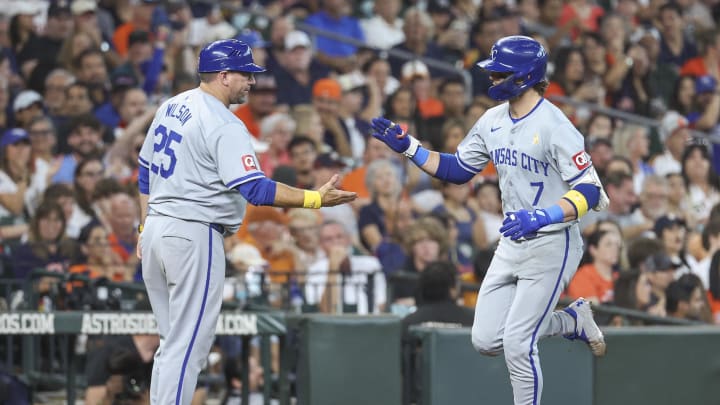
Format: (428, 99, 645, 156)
(136, 38, 356, 404)
(371, 35, 609, 405)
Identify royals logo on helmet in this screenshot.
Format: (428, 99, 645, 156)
(242, 155, 257, 171)
(572, 151, 590, 170)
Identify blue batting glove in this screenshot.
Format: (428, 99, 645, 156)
(371, 117, 410, 153)
(499, 209, 551, 241)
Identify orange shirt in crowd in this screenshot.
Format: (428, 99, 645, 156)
(236, 234, 295, 283)
(340, 166, 369, 199)
(113, 23, 136, 57)
(417, 98, 444, 119)
(707, 291, 720, 324)
(461, 272, 481, 308)
(566, 264, 614, 303)
(558, 4, 605, 41)
(679, 57, 712, 77)
(233, 104, 261, 138)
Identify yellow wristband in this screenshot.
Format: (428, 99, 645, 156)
(563, 190, 589, 218)
(303, 190, 322, 209)
(138, 224, 144, 234)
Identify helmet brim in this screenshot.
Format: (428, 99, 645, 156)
(476, 58, 515, 73)
(239, 63, 267, 73)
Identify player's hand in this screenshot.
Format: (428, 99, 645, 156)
(317, 174, 357, 207)
(371, 117, 410, 153)
(499, 209, 551, 241)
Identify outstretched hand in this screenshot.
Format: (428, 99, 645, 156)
(499, 209, 551, 241)
(317, 174, 357, 207)
(371, 117, 410, 153)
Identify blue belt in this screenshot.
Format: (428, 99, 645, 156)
(210, 223, 225, 234)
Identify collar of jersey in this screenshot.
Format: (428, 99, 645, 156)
(508, 97, 545, 124)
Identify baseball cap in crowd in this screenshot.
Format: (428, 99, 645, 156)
(653, 214, 687, 237)
(643, 252, 676, 272)
(427, 0, 451, 15)
(71, 0, 97, 15)
(630, 26, 660, 44)
(284, 30, 311, 51)
(337, 70, 366, 93)
(658, 110, 689, 143)
(110, 70, 139, 90)
(226, 243, 268, 267)
(0, 128, 30, 148)
(236, 29, 270, 49)
(128, 30, 151, 47)
(12, 90, 43, 113)
(314, 152, 347, 169)
(312, 78, 342, 100)
(252, 73, 277, 92)
(695, 75, 717, 94)
(401, 60, 430, 82)
(47, 1, 72, 18)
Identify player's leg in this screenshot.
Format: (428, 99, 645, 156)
(502, 229, 583, 405)
(471, 239, 518, 355)
(154, 220, 226, 405)
(140, 215, 170, 404)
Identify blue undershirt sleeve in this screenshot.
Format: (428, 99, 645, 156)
(235, 177, 278, 206)
(138, 165, 150, 195)
(435, 152, 476, 184)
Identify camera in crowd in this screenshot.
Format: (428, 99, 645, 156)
(106, 347, 152, 405)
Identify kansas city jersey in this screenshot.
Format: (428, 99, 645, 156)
(456, 99, 592, 232)
(138, 88, 263, 233)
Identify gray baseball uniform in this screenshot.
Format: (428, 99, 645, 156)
(457, 99, 595, 405)
(138, 88, 262, 404)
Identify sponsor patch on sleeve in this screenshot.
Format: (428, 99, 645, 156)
(572, 151, 590, 170)
(242, 155, 258, 171)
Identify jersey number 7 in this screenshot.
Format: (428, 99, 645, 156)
(151, 124, 184, 179)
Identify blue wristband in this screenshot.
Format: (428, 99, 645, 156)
(544, 204, 564, 224)
(411, 146, 430, 166)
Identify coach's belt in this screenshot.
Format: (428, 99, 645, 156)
(210, 223, 225, 234)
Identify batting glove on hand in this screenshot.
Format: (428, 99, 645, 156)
(500, 209, 551, 241)
(371, 117, 410, 153)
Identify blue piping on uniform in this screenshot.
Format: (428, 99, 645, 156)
(226, 172, 265, 189)
(567, 167, 589, 184)
(529, 228, 570, 405)
(509, 98, 544, 124)
(455, 153, 481, 174)
(138, 156, 150, 168)
(176, 226, 213, 404)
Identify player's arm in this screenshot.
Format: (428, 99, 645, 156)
(370, 118, 476, 185)
(235, 174, 356, 208)
(500, 168, 606, 241)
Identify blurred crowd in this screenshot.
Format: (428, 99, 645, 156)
(2, 0, 720, 402)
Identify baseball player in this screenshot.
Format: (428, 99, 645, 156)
(371, 36, 609, 405)
(136, 39, 356, 404)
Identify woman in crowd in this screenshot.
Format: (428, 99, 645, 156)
(566, 230, 622, 304)
(73, 156, 105, 225)
(681, 143, 720, 229)
(359, 159, 405, 254)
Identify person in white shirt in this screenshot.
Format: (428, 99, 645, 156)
(305, 220, 386, 314)
(653, 110, 691, 177)
(360, 0, 405, 50)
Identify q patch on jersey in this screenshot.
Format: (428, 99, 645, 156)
(572, 151, 590, 170)
(242, 155, 258, 171)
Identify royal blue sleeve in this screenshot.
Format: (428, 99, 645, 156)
(435, 152, 476, 184)
(138, 165, 150, 195)
(235, 177, 277, 205)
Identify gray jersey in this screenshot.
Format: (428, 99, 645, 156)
(456, 99, 593, 232)
(138, 88, 262, 233)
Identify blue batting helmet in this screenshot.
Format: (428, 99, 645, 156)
(197, 39, 266, 74)
(476, 36, 547, 101)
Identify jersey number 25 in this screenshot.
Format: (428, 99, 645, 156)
(151, 124, 183, 179)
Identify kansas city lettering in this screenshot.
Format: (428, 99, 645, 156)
(491, 148, 550, 176)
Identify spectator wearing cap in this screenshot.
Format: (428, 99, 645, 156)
(628, 237, 676, 317)
(94, 71, 139, 130)
(236, 205, 295, 284)
(0, 128, 48, 225)
(401, 60, 444, 120)
(687, 75, 720, 133)
(337, 70, 382, 161)
(273, 30, 331, 108)
(232, 73, 278, 139)
(112, 0, 158, 58)
(112, 29, 166, 96)
(43, 69, 75, 120)
(388, 8, 448, 80)
(657, 3, 698, 70)
(312, 78, 353, 158)
(360, 0, 405, 50)
(256, 113, 294, 179)
(12, 89, 44, 128)
(16, 1, 74, 71)
(653, 111, 691, 176)
(304, 0, 365, 73)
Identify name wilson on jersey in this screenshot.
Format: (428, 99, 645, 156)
(490, 147, 550, 176)
(165, 103, 193, 127)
